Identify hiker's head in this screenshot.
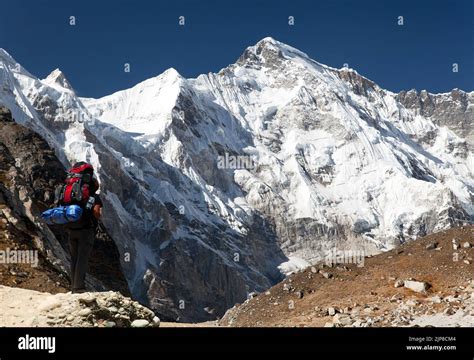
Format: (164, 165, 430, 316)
(71, 162, 94, 173)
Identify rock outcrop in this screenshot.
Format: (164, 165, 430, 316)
(0, 285, 160, 327)
(397, 89, 473, 150)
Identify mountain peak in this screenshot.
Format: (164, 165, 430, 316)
(0, 48, 35, 78)
(43, 68, 74, 91)
(0, 48, 16, 63)
(255, 36, 279, 46)
(160, 67, 182, 79)
(0, 48, 21, 70)
(252, 36, 295, 55)
(237, 37, 315, 69)
(0, 48, 12, 59)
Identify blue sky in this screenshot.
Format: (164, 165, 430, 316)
(1, 0, 472, 97)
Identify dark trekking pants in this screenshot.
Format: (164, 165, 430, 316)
(68, 228, 95, 291)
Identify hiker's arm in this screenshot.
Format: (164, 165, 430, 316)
(92, 204, 102, 219)
(92, 194, 103, 219)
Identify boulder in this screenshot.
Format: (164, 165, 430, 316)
(333, 313, 353, 326)
(131, 319, 150, 328)
(404, 280, 430, 293)
(321, 272, 333, 279)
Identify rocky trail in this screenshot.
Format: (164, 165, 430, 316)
(1, 226, 472, 328)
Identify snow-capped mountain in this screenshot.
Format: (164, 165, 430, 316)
(0, 38, 472, 321)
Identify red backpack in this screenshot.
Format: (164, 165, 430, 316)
(55, 162, 95, 207)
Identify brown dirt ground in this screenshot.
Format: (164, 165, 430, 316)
(219, 225, 474, 327)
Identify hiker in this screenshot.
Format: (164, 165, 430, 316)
(56, 162, 103, 293)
